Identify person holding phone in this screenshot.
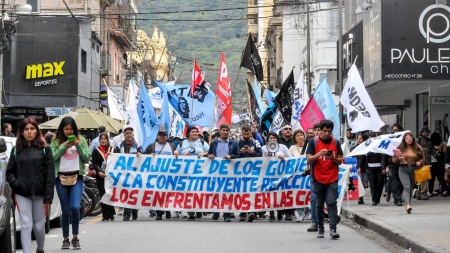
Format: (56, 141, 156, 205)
(6, 118, 54, 253)
(306, 120, 343, 239)
(392, 132, 424, 214)
(237, 125, 262, 222)
(51, 116, 91, 249)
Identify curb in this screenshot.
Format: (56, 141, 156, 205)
(341, 207, 444, 253)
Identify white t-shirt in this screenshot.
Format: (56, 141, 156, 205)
(154, 142, 174, 155)
(59, 146, 80, 172)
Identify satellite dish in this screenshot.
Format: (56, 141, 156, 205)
(266, 140, 279, 154)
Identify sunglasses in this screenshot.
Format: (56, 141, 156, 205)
(283, 128, 292, 130)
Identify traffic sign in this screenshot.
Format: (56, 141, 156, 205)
(45, 107, 74, 116)
(45, 108, 62, 116)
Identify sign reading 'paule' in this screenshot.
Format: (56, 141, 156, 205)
(25, 61, 65, 79)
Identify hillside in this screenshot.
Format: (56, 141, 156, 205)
(137, 0, 250, 114)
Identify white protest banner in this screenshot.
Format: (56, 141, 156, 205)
(102, 154, 350, 212)
(340, 64, 385, 132)
(347, 131, 408, 157)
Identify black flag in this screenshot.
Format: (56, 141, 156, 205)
(274, 70, 295, 122)
(246, 80, 261, 127)
(240, 33, 264, 82)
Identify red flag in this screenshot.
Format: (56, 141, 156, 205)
(215, 53, 232, 128)
(191, 58, 205, 96)
(300, 97, 325, 131)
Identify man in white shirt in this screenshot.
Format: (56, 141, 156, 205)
(143, 129, 178, 220)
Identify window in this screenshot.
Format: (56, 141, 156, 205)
(27, 0, 40, 12)
(81, 49, 87, 73)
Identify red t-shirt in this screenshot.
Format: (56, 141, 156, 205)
(313, 138, 339, 184)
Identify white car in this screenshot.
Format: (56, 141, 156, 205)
(2, 137, 62, 241)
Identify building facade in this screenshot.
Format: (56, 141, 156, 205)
(344, 0, 450, 135)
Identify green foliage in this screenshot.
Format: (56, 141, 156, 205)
(137, 0, 250, 113)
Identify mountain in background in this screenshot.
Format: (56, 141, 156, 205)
(137, 0, 252, 114)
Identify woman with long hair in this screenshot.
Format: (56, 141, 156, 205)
(6, 118, 54, 253)
(262, 132, 292, 222)
(91, 132, 116, 221)
(177, 126, 209, 221)
(50, 116, 91, 249)
(392, 132, 424, 214)
(289, 129, 307, 222)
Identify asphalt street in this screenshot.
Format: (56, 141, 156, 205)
(19, 211, 401, 253)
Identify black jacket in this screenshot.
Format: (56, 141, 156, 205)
(6, 145, 55, 204)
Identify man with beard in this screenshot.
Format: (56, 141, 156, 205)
(306, 120, 343, 239)
(237, 125, 262, 222)
(279, 124, 294, 148)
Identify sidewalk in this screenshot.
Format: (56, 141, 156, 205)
(341, 194, 450, 253)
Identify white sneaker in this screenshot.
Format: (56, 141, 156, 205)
(297, 215, 305, 223)
(180, 211, 188, 218)
(117, 207, 123, 215)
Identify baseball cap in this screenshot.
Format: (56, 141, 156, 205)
(123, 125, 133, 133)
(420, 127, 430, 133)
(158, 129, 168, 135)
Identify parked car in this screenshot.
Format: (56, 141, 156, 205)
(1, 136, 61, 248)
(0, 137, 16, 253)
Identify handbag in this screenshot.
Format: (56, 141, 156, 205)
(414, 164, 432, 183)
(59, 173, 78, 186)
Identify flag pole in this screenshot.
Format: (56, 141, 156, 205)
(209, 97, 217, 144)
(246, 80, 254, 126)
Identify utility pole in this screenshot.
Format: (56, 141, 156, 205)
(306, 0, 311, 96)
(0, 2, 5, 126)
(338, 0, 344, 138)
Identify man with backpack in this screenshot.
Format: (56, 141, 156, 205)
(306, 120, 343, 239)
(237, 125, 262, 222)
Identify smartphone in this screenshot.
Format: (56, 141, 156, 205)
(68, 135, 76, 142)
(244, 145, 249, 149)
(327, 150, 333, 156)
(393, 148, 402, 157)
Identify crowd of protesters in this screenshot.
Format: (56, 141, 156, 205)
(5, 115, 450, 253)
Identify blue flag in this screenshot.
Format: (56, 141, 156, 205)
(313, 77, 340, 139)
(156, 81, 215, 126)
(264, 89, 277, 105)
(260, 102, 278, 136)
(138, 78, 160, 148)
(155, 81, 171, 136)
(252, 78, 265, 112)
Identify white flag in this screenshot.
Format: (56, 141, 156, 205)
(340, 64, 385, 132)
(347, 131, 408, 157)
(107, 85, 127, 121)
(291, 70, 306, 131)
(125, 80, 143, 146)
(231, 114, 250, 124)
(148, 87, 163, 109)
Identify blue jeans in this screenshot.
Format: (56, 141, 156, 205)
(310, 180, 317, 224)
(56, 175, 84, 238)
(314, 180, 338, 231)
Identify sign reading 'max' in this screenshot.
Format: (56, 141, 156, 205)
(26, 61, 65, 79)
